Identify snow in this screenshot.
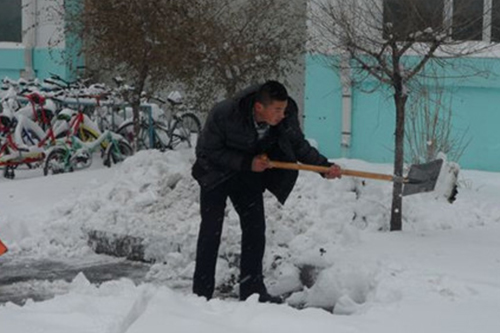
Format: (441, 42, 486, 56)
(1, 148, 500, 332)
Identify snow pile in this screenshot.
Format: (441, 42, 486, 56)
(0, 274, 146, 333)
(12, 150, 201, 260)
(0, 273, 344, 333)
(7, 149, 500, 311)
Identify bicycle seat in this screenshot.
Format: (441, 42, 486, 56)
(167, 98, 182, 106)
(167, 91, 183, 106)
(27, 92, 46, 105)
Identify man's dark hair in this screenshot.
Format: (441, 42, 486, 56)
(255, 80, 288, 106)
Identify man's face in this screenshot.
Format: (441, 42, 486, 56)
(254, 100, 288, 126)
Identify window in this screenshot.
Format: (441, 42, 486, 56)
(383, 0, 444, 41)
(492, 0, 500, 42)
(452, 0, 484, 41)
(383, 0, 495, 42)
(0, 0, 22, 43)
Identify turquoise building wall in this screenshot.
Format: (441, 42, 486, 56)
(304, 55, 343, 159)
(0, 0, 82, 81)
(0, 48, 25, 79)
(0, 47, 78, 81)
(305, 55, 500, 172)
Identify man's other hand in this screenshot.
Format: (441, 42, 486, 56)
(324, 164, 342, 179)
(251, 154, 271, 172)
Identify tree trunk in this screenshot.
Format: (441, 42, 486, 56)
(390, 88, 408, 231)
(132, 66, 148, 152)
(131, 98, 141, 153)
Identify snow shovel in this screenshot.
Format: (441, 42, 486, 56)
(268, 158, 458, 202)
(0, 237, 7, 257)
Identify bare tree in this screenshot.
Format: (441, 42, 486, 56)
(64, 0, 209, 150)
(60, 0, 306, 130)
(309, 0, 497, 230)
(405, 79, 471, 165)
(184, 0, 306, 111)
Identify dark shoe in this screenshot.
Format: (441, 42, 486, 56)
(258, 292, 284, 304)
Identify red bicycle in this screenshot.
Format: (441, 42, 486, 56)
(0, 114, 46, 179)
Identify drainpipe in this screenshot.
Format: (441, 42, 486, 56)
(340, 53, 352, 158)
(22, 0, 37, 79)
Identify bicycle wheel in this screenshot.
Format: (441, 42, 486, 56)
(181, 113, 201, 134)
(44, 147, 71, 176)
(168, 118, 191, 149)
(148, 124, 171, 151)
(103, 139, 133, 167)
(71, 148, 92, 170)
(117, 122, 149, 151)
(180, 112, 202, 144)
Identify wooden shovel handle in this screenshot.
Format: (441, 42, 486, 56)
(341, 169, 395, 182)
(268, 161, 395, 182)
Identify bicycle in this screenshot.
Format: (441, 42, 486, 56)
(54, 101, 108, 145)
(43, 129, 133, 176)
(0, 114, 46, 179)
(116, 93, 201, 151)
(162, 91, 202, 144)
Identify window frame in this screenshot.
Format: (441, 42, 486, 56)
(382, 0, 497, 43)
(383, 0, 445, 41)
(0, 0, 38, 50)
(451, 0, 485, 41)
(0, 0, 23, 45)
(490, 0, 500, 42)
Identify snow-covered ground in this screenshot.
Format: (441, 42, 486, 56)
(1, 149, 500, 333)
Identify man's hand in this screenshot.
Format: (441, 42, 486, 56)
(324, 164, 342, 179)
(251, 154, 271, 172)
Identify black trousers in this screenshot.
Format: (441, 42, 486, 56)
(193, 171, 267, 300)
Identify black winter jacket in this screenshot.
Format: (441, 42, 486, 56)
(192, 84, 332, 204)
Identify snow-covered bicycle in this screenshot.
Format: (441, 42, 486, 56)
(43, 129, 133, 176)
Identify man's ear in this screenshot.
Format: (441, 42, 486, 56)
(254, 101, 264, 113)
(254, 102, 266, 121)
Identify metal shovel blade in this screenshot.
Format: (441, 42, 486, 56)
(402, 159, 444, 196)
